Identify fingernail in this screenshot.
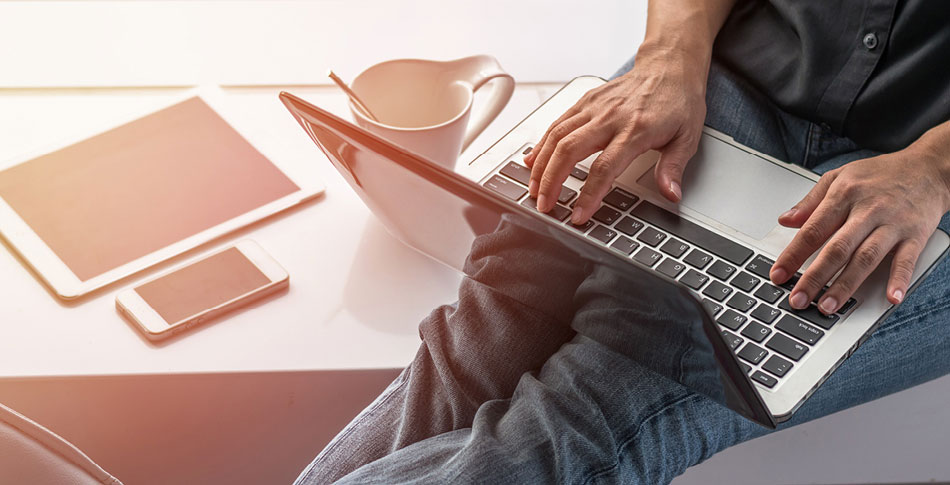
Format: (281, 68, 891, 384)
(780, 208, 798, 219)
(770, 267, 787, 283)
(893, 289, 904, 303)
(790, 291, 809, 309)
(670, 181, 682, 201)
(528, 179, 538, 196)
(571, 208, 584, 225)
(819, 296, 838, 314)
(537, 195, 548, 212)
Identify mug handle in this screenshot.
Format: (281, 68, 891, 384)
(454, 55, 515, 152)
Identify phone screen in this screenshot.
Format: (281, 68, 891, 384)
(134, 247, 270, 324)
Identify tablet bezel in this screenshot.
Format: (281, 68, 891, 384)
(0, 90, 323, 300)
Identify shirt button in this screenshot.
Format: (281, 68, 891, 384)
(863, 32, 879, 50)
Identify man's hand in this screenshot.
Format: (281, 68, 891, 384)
(521, 0, 737, 225)
(771, 122, 950, 313)
(524, 48, 707, 224)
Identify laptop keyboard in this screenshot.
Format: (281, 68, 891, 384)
(483, 144, 860, 391)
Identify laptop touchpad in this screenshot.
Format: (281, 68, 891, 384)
(637, 135, 814, 240)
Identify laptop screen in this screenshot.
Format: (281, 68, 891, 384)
(280, 92, 774, 428)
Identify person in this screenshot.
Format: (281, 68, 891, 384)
(296, 0, 950, 482)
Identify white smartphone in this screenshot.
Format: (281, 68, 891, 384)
(116, 240, 289, 341)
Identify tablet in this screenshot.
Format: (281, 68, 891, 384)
(0, 96, 322, 299)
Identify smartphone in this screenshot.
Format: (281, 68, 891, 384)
(116, 240, 289, 341)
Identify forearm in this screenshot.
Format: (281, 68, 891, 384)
(907, 119, 950, 213)
(638, 0, 737, 76)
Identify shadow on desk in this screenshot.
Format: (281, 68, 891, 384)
(0, 369, 400, 485)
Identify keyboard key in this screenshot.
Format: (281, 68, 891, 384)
(633, 247, 663, 267)
(499, 161, 531, 186)
(751, 304, 782, 324)
(838, 297, 857, 314)
(592, 205, 622, 225)
(751, 371, 778, 388)
(726, 293, 756, 312)
(741, 363, 753, 374)
(683, 249, 713, 269)
(656, 259, 686, 278)
(484, 175, 527, 201)
(522, 145, 533, 155)
(609, 236, 639, 256)
(765, 333, 808, 361)
(708, 260, 736, 281)
(702, 298, 723, 316)
(660, 239, 690, 258)
(731, 271, 760, 292)
(702, 280, 733, 302)
(721, 330, 743, 351)
(775, 315, 824, 345)
(569, 219, 595, 233)
(762, 355, 793, 377)
(741, 321, 772, 343)
(745, 254, 775, 279)
(521, 197, 571, 222)
(679, 270, 709, 290)
(603, 187, 638, 211)
(631, 202, 754, 265)
(753, 283, 784, 304)
(716, 309, 748, 331)
(636, 227, 668, 247)
(588, 225, 618, 244)
(737, 343, 768, 365)
(778, 298, 840, 329)
(614, 216, 645, 236)
(570, 166, 588, 181)
(557, 186, 578, 204)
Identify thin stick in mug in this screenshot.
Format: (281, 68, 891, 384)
(327, 70, 381, 122)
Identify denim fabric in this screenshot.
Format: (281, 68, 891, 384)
(295, 60, 950, 484)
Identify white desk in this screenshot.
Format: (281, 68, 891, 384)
(0, 83, 566, 377)
(0, 0, 645, 379)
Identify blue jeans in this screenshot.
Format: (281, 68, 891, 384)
(295, 60, 950, 484)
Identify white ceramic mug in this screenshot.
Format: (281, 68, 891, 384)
(349, 55, 515, 169)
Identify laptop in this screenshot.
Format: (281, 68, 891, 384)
(279, 76, 950, 428)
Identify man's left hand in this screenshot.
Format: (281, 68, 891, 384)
(770, 123, 950, 314)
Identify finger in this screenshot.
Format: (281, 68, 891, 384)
(528, 114, 588, 197)
(789, 217, 876, 309)
(653, 132, 698, 203)
(536, 124, 611, 212)
(570, 135, 649, 225)
(817, 227, 898, 314)
(778, 171, 839, 228)
(524, 106, 583, 167)
(886, 239, 923, 305)
(771, 198, 849, 289)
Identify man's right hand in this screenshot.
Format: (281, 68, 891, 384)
(523, 0, 737, 225)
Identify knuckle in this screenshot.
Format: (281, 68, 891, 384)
(798, 274, 825, 294)
(588, 160, 614, 181)
(554, 136, 579, 157)
(854, 244, 882, 268)
(550, 123, 572, 141)
(799, 224, 828, 249)
(823, 238, 852, 264)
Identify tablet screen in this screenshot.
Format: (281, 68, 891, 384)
(0, 97, 300, 282)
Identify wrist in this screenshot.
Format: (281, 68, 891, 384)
(907, 122, 950, 213)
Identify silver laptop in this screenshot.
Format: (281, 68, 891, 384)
(280, 76, 949, 427)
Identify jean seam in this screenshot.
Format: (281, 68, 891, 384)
(871, 295, 950, 338)
(297, 368, 412, 483)
(581, 392, 700, 485)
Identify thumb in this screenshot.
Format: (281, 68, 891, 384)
(778, 170, 838, 227)
(654, 137, 695, 203)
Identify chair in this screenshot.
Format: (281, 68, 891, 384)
(0, 402, 122, 484)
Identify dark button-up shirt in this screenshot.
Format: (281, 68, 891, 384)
(713, 0, 950, 153)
